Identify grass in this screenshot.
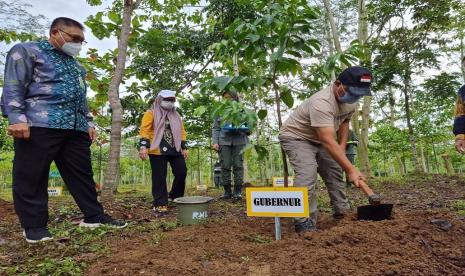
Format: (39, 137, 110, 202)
(0, 187, 12, 201)
(5, 257, 85, 276)
(35, 257, 84, 276)
(452, 199, 465, 216)
(117, 183, 152, 193)
(0, 220, 115, 275)
(242, 234, 273, 244)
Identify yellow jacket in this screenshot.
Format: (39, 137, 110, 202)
(139, 110, 187, 155)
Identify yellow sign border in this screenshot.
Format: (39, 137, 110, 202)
(246, 187, 309, 217)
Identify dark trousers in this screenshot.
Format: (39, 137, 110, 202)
(149, 154, 187, 207)
(345, 154, 356, 184)
(219, 145, 245, 191)
(13, 127, 104, 229)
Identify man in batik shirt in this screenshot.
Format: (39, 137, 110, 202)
(0, 17, 126, 243)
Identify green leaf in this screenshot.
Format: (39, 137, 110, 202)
(194, 106, 207, 116)
(307, 39, 321, 52)
(246, 34, 260, 42)
(242, 143, 255, 159)
(213, 76, 234, 91)
(254, 145, 269, 161)
(87, 0, 102, 5)
(280, 89, 294, 108)
(108, 11, 120, 23)
(263, 15, 274, 25)
(257, 109, 267, 120)
(286, 50, 302, 58)
(132, 17, 141, 28)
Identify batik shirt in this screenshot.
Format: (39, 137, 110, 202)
(0, 40, 93, 132)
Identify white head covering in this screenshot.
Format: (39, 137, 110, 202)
(158, 89, 176, 98)
(150, 89, 182, 152)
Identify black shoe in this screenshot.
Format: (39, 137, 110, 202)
(220, 192, 232, 199)
(295, 219, 316, 233)
(333, 210, 345, 220)
(232, 191, 242, 200)
(23, 227, 53, 244)
(79, 214, 128, 229)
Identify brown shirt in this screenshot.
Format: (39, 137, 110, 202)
(279, 85, 357, 143)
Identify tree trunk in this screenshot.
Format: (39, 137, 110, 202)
(190, 159, 193, 187)
(273, 82, 289, 187)
(441, 154, 455, 175)
(269, 143, 275, 185)
(402, 75, 422, 173)
(402, 156, 407, 174)
(323, 0, 342, 53)
(425, 153, 431, 173)
(356, 0, 372, 176)
(101, 0, 139, 201)
(359, 97, 372, 175)
(323, 10, 336, 80)
(209, 137, 213, 187)
(420, 145, 427, 173)
(243, 158, 249, 183)
(388, 86, 396, 124)
(396, 153, 405, 176)
(197, 147, 201, 185)
(389, 156, 395, 175)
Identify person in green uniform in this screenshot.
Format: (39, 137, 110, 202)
(212, 91, 249, 200)
(345, 130, 359, 186)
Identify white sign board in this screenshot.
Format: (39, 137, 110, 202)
(246, 187, 309, 217)
(48, 187, 63, 197)
(272, 176, 294, 187)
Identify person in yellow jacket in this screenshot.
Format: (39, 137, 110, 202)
(139, 90, 188, 215)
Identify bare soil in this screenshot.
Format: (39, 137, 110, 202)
(1, 174, 465, 275)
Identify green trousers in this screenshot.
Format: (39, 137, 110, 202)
(219, 145, 245, 192)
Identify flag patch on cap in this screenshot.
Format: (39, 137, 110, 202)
(360, 74, 372, 83)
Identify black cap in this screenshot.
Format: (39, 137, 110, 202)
(337, 66, 373, 96)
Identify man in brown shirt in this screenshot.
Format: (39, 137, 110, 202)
(279, 66, 373, 233)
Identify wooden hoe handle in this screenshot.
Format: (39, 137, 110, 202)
(358, 179, 381, 205)
(358, 179, 374, 197)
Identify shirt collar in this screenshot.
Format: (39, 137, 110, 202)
(38, 40, 55, 51)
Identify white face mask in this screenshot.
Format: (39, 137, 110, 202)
(160, 100, 175, 110)
(58, 31, 82, 57)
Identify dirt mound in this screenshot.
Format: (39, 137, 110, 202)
(86, 209, 465, 275)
